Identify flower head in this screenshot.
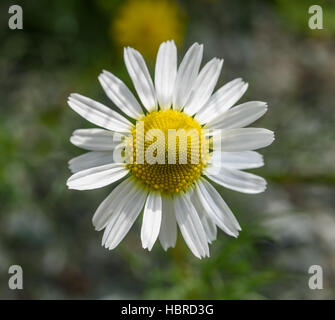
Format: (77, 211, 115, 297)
(112, 0, 185, 58)
(67, 41, 274, 258)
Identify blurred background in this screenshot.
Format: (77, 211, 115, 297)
(1, 0, 335, 299)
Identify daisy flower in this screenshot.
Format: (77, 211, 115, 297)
(67, 41, 274, 259)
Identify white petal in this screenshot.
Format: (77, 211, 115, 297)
(92, 177, 134, 231)
(174, 194, 209, 259)
(200, 214, 217, 244)
(66, 163, 128, 190)
(190, 189, 217, 243)
(159, 197, 177, 250)
(102, 185, 148, 250)
(67, 93, 132, 133)
(172, 43, 203, 110)
(70, 128, 124, 151)
(141, 192, 162, 251)
(210, 151, 264, 170)
(205, 166, 267, 194)
(92, 178, 133, 231)
(195, 78, 248, 124)
(155, 40, 177, 110)
(124, 47, 157, 112)
(207, 101, 268, 129)
(184, 58, 223, 116)
(197, 178, 241, 232)
(98, 70, 144, 120)
(193, 180, 239, 237)
(69, 151, 116, 173)
(217, 128, 275, 151)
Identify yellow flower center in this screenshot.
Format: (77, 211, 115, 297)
(126, 110, 209, 194)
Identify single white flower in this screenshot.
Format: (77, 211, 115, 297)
(67, 41, 274, 259)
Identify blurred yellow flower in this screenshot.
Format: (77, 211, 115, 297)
(112, 0, 185, 58)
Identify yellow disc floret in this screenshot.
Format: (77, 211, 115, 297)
(125, 110, 209, 194)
